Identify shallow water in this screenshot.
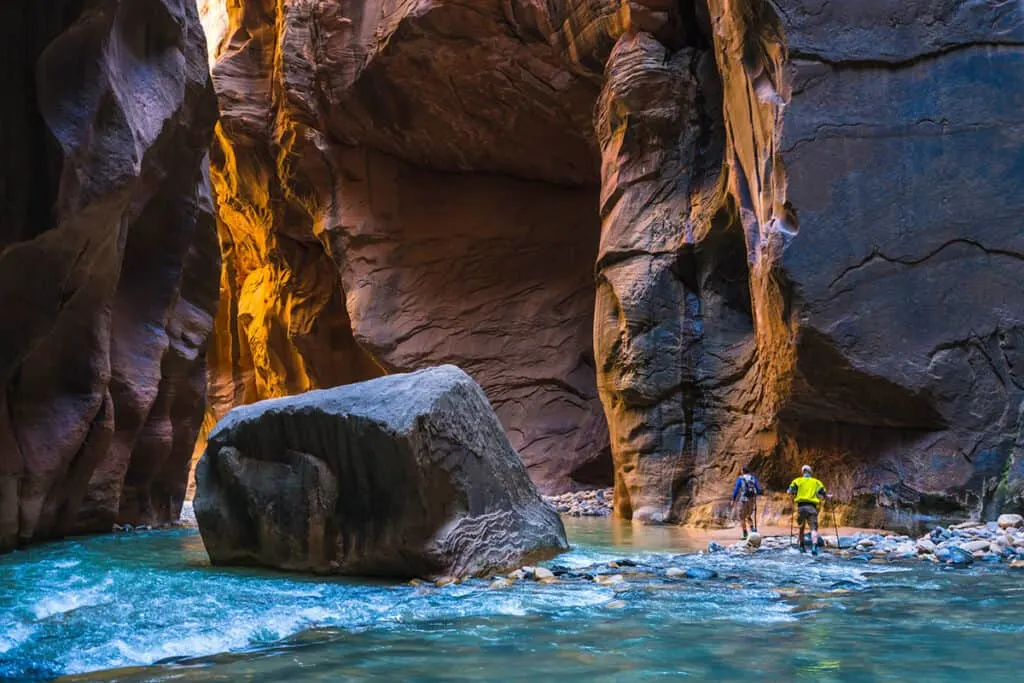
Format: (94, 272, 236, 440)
(1, 518, 1022, 682)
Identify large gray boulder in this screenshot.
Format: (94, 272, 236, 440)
(194, 365, 568, 578)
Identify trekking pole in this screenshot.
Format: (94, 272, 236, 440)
(831, 500, 841, 549)
(788, 506, 794, 548)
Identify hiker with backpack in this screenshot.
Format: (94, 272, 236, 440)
(787, 464, 833, 556)
(731, 465, 762, 540)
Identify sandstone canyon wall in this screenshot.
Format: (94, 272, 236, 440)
(0, 0, 218, 551)
(205, 0, 1024, 527)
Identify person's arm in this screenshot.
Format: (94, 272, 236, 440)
(754, 477, 763, 495)
(818, 486, 832, 500)
(787, 480, 797, 495)
(732, 478, 742, 502)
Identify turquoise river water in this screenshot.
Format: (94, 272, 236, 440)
(1, 519, 1022, 682)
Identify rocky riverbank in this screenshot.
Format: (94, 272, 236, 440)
(543, 488, 613, 517)
(713, 514, 1024, 568)
(174, 500, 1024, 572)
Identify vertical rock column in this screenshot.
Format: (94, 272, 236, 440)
(0, 0, 219, 550)
(595, 30, 713, 522)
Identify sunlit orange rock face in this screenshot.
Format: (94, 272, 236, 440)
(0, 0, 218, 551)
(206, 0, 1024, 526)
(201, 0, 641, 492)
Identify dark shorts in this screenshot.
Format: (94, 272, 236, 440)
(797, 503, 819, 530)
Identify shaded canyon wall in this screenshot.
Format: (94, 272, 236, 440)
(0, 0, 219, 551)
(203, 0, 1024, 526)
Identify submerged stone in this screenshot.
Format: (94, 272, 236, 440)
(685, 567, 718, 580)
(195, 366, 568, 579)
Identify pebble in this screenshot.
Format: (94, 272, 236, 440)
(595, 574, 625, 586)
(533, 567, 555, 581)
(434, 576, 460, 587)
(998, 514, 1024, 529)
(961, 540, 990, 553)
(665, 567, 687, 578)
(950, 521, 984, 531)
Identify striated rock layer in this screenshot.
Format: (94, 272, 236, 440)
(195, 365, 569, 578)
(205, 0, 1024, 527)
(0, 0, 219, 551)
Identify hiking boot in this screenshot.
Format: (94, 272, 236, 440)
(799, 544, 807, 554)
(742, 532, 748, 540)
(811, 545, 820, 557)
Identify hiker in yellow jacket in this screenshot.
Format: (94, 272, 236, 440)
(788, 465, 832, 556)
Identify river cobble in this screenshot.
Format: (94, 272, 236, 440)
(543, 488, 613, 517)
(715, 514, 1024, 568)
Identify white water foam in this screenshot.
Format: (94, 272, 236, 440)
(0, 623, 35, 654)
(32, 576, 114, 620)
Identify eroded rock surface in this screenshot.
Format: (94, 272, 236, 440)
(693, 0, 1024, 527)
(195, 365, 569, 578)
(0, 0, 218, 551)
(200, 0, 629, 492)
(203, 0, 1024, 527)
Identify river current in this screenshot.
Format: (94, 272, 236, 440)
(1, 518, 1021, 681)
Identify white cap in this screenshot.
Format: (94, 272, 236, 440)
(801, 464, 812, 474)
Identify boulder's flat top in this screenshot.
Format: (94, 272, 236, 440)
(210, 365, 471, 438)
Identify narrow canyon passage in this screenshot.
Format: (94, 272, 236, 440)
(190, 0, 1024, 525)
(199, 0, 631, 494)
(1, 0, 1023, 550)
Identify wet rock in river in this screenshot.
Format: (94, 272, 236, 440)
(946, 546, 975, 566)
(532, 567, 555, 581)
(685, 568, 718, 580)
(998, 514, 1024, 529)
(195, 366, 568, 579)
(961, 540, 991, 553)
